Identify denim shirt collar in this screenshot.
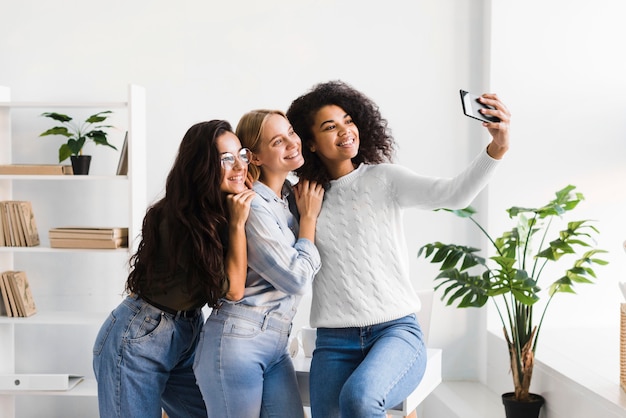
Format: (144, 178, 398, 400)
(253, 180, 292, 202)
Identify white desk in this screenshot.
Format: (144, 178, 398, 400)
(293, 348, 442, 416)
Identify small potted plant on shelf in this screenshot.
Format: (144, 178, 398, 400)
(418, 185, 607, 418)
(40, 110, 117, 175)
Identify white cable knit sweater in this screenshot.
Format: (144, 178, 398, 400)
(310, 150, 501, 328)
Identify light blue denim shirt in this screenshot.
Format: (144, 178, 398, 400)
(221, 180, 321, 322)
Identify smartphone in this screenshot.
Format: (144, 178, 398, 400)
(460, 90, 500, 123)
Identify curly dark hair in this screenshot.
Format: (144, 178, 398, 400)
(286, 80, 395, 187)
(125, 120, 231, 308)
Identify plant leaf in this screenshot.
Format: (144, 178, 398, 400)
(85, 110, 113, 123)
(41, 112, 72, 122)
(40, 127, 72, 137)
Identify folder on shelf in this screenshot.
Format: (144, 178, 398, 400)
(0, 374, 84, 391)
(0, 164, 74, 175)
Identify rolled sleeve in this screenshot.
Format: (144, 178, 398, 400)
(246, 197, 321, 296)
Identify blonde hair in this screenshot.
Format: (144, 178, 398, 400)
(235, 109, 288, 181)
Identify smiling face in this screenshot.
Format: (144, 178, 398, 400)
(216, 131, 249, 194)
(310, 104, 360, 178)
(252, 113, 304, 178)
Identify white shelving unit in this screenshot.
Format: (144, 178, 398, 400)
(0, 85, 146, 417)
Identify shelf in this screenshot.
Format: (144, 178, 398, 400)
(0, 175, 128, 181)
(0, 311, 107, 325)
(0, 378, 96, 397)
(0, 85, 146, 415)
(0, 246, 130, 253)
(0, 101, 127, 109)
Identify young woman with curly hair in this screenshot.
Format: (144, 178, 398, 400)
(286, 80, 511, 418)
(93, 120, 255, 418)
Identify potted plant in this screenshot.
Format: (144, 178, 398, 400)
(40, 110, 117, 174)
(418, 185, 608, 418)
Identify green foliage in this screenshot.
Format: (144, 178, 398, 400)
(40, 111, 117, 162)
(418, 185, 608, 401)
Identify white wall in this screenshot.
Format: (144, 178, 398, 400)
(1, 1, 494, 414)
(488, 0, 626, 340)
(6, 0, 623, 415)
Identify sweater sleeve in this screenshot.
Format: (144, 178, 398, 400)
(391, 149, 501, 210)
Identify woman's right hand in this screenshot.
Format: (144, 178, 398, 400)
(224, 188, 255, 302)
(294, 179, 324, 220)
(226, 189, 256, 227)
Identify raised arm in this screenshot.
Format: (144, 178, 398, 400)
(223, 189, 255, 301)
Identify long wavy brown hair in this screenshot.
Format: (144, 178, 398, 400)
(286, 80, 395, 188)
(125, 120, 232, 308)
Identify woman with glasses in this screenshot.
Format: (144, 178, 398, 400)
(93, 120, 255, 418)
(194, 110, 324, 418)
(286, 80, 511, 418)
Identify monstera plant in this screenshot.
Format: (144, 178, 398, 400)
(418, 185, 607, 416)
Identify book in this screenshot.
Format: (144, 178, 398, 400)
(49, 227, 128, 241)
(116, 132, 128, 175)
(0, 164, 73, 175)
(0, 272, 12, 317)
(0, 271, 37, 317)
(49, 236, 128, 249)
(0, 201, 40, 247)
(9, 271, 37, 317)
(1, 202, 15, 246)
(9, 202, 26, 247)
(0, 203, 5, 246)
(16, 201, 40, 246)
(1, 272, 19, 317)
(5, 272, 24, 317)
(0, 374, 84, 391)
(0, 203, 8, 245)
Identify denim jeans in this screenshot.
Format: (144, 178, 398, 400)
(309, 314, 426, 418)
(92, 296, 206, 418)
(193, 303, 304, 418)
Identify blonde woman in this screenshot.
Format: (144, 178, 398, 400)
(194, 110, 324, 418)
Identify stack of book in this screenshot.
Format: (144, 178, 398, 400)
(49, 227, 129, 249)
(0, 164, 73, 175)
(0, 200, 40, 247)
(0, 270, 37, 317)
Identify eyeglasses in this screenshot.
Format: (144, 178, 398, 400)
(220, 148, 252, 169)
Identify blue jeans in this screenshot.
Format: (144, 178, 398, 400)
(92, 296, 206, 418)
(193, 303, 304, 418)
(310, 314, 426, 418)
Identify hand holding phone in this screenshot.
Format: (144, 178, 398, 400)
(460, 90, 501, 123)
